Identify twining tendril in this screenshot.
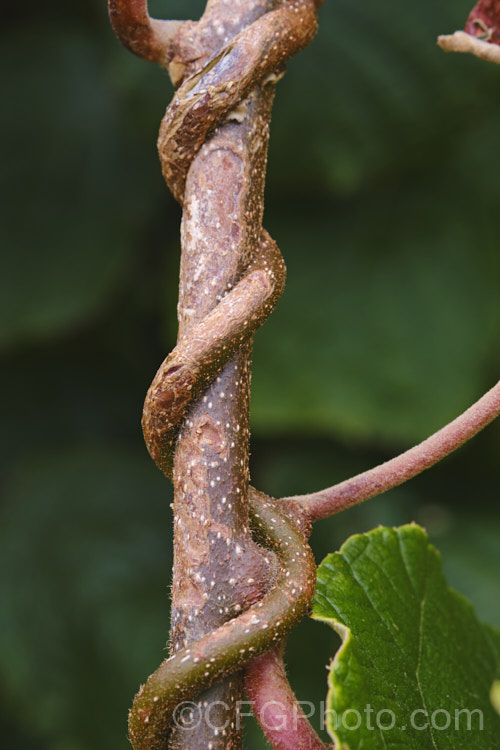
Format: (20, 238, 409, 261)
(108, 2, 322, 749)
(129, 488, 316, 750)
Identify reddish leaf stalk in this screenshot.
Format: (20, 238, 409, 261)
(244, 645, 327, 750)
(287, 380, 500, 522)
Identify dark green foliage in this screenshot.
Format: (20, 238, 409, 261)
(313, 525, 500, 749)
(1, 1, 499, 748)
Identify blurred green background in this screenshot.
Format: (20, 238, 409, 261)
(1, 0, 499, 748)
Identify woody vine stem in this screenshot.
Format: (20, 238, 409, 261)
(108, 2, 500, 749)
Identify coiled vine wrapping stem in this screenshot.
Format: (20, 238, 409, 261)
(129, 489, 316, 750)
(109, 2, 323, 749)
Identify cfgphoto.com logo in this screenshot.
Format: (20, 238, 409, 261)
(172, 700, 485, 733)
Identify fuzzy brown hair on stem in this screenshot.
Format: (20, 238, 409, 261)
(111, 2, 321, 749)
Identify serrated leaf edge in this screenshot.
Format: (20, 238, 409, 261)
(310, 613, 351, 750)
(311, 524, 500, 749)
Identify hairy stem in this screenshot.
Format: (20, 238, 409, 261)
(244, 645, 327, 750)
(159, 2, 317, 748)
(108, 0, 184, 63)
(129, 489, 316, 750)
(110, 2, 322, 747)
(169, 82, 278, 748)
(287, 380, 500, 521)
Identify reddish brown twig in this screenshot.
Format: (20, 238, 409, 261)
(108, 0, 184, 64)
(438, 0, 500, 63)
(110, 2, 321, 749)
(245, 645, 328, 750)
(286, 380, 500, 522)
(438, 31, 500, 62)
(128, 489, 316, 750)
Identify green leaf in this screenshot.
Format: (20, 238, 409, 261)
(312, 524, 500, 748)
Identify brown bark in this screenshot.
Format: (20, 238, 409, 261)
(168, 3, 281, 747)
(169, 92, 277, 750)
(115, 3, 320, 748)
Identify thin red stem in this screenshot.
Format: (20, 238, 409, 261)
(286, 380, 500, 522)
(244, 646, 327, 750)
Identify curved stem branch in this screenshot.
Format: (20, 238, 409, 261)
(438, 31, 500, 64)
(286, 380, 500, 522)
(129, 489, 316, 750)
(244, 645, 327, 750)
(108, 0, 184, 64)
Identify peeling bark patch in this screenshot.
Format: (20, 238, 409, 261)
(195, 416, 226, 452)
